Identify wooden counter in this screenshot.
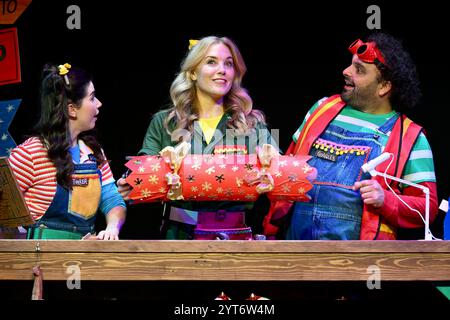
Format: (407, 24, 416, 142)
(1, 240, 450, 281)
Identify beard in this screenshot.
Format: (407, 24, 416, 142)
(340, 86, 374, 112)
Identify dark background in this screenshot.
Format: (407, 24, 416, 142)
(1, 0, 449, 239)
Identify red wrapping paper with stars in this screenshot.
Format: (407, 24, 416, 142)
(125, 146, 317, 203)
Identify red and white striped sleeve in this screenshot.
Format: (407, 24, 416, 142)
(9, 138, 36, 192)
(100, 149, 115, 185)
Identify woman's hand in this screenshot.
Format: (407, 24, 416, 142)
(117, 177, 132, 201)
(96, 227, 120, 240)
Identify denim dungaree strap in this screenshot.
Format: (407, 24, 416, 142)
(27, 162, 102, 239)
(287, 113, 399, 240)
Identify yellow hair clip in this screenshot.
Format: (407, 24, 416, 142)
(58, 63, 71, 85)
(188, 39, 199, 50)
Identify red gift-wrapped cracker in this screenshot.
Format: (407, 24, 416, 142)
(178, 154, 260, 201)
(266, 155, 317, 201)
(125, 155, 170, 203)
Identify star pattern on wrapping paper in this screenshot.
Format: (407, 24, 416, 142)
(236, 177, 243, 187)
(204, 155, 214, 164)
(224, 189, 233, 197)
(219, 164, 226, 169)
(279, 160, 287, 167)
(282, 185, 291, 193)
(232, 166, 239, 172)
(192, 163, 201, 170)
(141, 189, 151, 197)
(245, 194, 255, 200)
(244, 163, 254, 171)
(202, 182, 212, 191)
(298, 187, 306, 194)
(138, 166, 145, 173)
(302, 164, 312, 174)
(148, 175, 159, 184)
(158, 187, 166, 193)
(205, 166, 215, 175)
(215, 174, 225, 183)
(216, 187, 223, 194)
(151, 163, 161, 171)
(191, 186, 198, 192)
(134, 178, 143, 185)
(293, 160, 300, 167)
(288, 174, 298, 182)
(274, 171, 282, 178)
(187, 175, 195, 182)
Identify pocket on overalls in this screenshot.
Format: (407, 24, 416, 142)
(311, 138, 372, 186)
(68, 174, 101, 219)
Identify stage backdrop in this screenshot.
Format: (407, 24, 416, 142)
(1, 1, 448, 239)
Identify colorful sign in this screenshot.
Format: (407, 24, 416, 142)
(0, 27, 21, 85)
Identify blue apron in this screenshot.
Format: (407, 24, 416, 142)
(27, 162, 102, 239)
(287, 113, 399, 240)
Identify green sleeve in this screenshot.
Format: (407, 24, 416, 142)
(138, 111, 171, 155)
(255, 122, 281, 153)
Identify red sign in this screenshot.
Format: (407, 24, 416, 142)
(0, 27, 21, 85)
(0, 0, 32, 24)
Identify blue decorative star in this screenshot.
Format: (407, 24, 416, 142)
(0, 99, 21, 156)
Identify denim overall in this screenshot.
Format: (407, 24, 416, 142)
(27, 162, 102, 239)
(287, 113, 399, 240)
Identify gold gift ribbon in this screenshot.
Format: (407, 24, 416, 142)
(160, 142, 191, 200)
(245, 144, 278, 193)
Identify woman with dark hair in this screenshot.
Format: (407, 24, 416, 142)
(117, 36, 277, 239)
(9, 63, 126, 240)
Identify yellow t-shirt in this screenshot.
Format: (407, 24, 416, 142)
(198, 114, 223, 144)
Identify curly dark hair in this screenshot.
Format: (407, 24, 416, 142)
(367, 32, 422, 112)
(33, 64, 106, 190)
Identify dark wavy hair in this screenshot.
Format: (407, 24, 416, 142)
(368, 32, 422, 112)
(33, 64, 106, 189)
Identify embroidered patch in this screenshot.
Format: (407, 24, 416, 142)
(72, 178, 89, 187)
(314, 149, 337, 162)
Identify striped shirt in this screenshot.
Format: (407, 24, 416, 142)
(292, 97, 436, 184)
(9, 137, 115, 220)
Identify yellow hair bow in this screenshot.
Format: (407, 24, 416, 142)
(58, 63, 71, 85)
(188, 39, 199, 50)
(58, 63, 71, 75)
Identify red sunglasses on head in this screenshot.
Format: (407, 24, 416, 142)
(348, 39, 387, 68)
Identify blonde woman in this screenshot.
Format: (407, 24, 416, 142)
(118, 36, 276, 239)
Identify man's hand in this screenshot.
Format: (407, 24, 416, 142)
(353, 179, 385, 208)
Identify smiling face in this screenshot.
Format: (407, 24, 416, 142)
(341, 55, 389, 113)
(68, 81, 102, 139)
(191, 43, 235, 102)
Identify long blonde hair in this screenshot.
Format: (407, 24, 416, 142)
(164, 36, 266, 136)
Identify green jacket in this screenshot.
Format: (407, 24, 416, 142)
(138, 109, 277, 212)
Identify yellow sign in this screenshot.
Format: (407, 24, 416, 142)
(0, 0, 32, 24)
